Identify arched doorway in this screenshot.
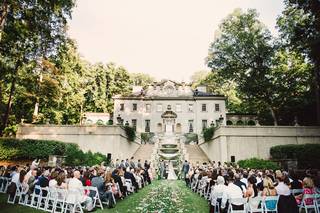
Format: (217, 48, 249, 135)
(176, 123, 182, 133)
(161, 110, 177, 134)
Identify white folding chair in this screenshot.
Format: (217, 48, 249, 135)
(64, 188, 83, 213)
(291, 189, 304, 196)
(27, 185, 41, 208)
(263, 195, 279, 213)
(298, 194, 317, 213)
(52, 188, 67, 213)
(7, 182, 22, 204)
(18, 184, 29, 205)
(0, 177, 4, 193)
(125, 179, 134, 193)
(227, 197, 247, 213)
(247, 196, 263, 213)
(85, 186, 103, 210)
(315, 193, 320, 213)
(37, 187, 49, 210)
(1, 177, 11, 193)
(210, 191, 223, 213)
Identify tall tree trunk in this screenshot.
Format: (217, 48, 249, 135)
(0, 61, 20, 135)
(0, 0, 9, 41)
(269, 107, 278, 126)
(314, 64, 320, 125)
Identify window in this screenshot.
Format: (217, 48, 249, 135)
(188, 120, 194, 133)
(215, 104, 220, 112)
(145, 120, 150, 132)
(202, 104, 207, 112)
(120, 103, 124, 111)
(202, 120, 207, 130)
(132, 119, 137, 131)
(157, 104, 162, 112)
(188, 104, 193, 112)
(132, 103, 137, 111)
(146, 104, 151, 113)
(176, 104, 182, 112)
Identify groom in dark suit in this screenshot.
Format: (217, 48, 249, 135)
(182, 160, 190, 185)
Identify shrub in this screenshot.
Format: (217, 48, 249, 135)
(270, 144, 320, 169)
(0, 138, 107, 166)
(124, 126, 136, 141)
(183, 133, 198, 144)
(203, 127, 215, 142)
(237, 158, 280, 170)
(141, 132, 155, 143)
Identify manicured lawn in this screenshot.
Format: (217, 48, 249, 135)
(0, 180, 209, 213)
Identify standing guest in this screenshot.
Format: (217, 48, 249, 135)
(115, 159, 120, 168)
(182, 160, 190, 180)
(67, 171, 93, 211)
(129, 157, 136, 169)
(125, 159, 130, 168)
(159, 160, 165, 179)
(120, 160, 125, 169)
(137, 159, 142, 169)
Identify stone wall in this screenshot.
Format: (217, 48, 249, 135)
(199, 126, 320, 163)
(16, 125, 141, 160)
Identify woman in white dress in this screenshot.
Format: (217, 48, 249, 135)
(167, 161, 177, 180)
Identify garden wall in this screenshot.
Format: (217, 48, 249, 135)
(199, 126, 320, 163)
(16, 125, 141, 160)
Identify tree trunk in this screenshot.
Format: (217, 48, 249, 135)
(269, 107, 278, 126)
(0, 61, 20, 135)
(0, 0, 9, 41)
(314, 65, 320, 125)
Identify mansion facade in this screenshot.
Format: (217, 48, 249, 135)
(113, 80, 226, 135)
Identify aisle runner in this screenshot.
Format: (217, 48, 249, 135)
(135, 181, 186, 212)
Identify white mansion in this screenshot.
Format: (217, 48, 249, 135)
(113, 80, 227, 134)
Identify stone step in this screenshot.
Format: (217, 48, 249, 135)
(133, 144, 154, 162)
(185, 144, 210, 165)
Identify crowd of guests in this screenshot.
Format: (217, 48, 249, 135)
(185, 161, 320, 213)
(0, 157, 153, 211)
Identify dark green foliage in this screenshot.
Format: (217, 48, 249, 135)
(237, 158, 280, 170)
(124, 126, 136, 141)
(0, 138, 107, 166)
(141, 132, 155, 144)
(270, 144, 320, 169)
(203, 127, 215, 142)
(183, 133, 198, 144)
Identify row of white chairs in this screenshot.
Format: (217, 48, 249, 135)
(0, 177, 11, 193)
(190, 177, 320, 213)
(5, 180, 114, 213)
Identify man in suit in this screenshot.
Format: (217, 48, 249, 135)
(124, 168, 138, 192)
(182, 160, 190, 179)
(129, 157, 136, 169)
(115, 159, 120, 168)
(125, 159, 130, 168)
(137, 159, 142, 169)
(159, 160, 165, 179)
(91, 169, 115, 208)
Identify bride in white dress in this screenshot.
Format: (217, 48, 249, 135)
(167, 161, 177, 180)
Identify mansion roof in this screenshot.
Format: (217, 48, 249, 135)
(113, 80, 225, 100)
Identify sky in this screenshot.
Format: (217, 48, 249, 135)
(68, 0, 285, 82)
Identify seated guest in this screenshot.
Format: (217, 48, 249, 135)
(83, 171, 92, 196)
(91, 169, 115, 208)
(295, 177, 315, 205)
(56, 172, 68, 189)
(38, 170, 50, 188)
(245, 176, 261, 210)
(112, 169, 127, 197)
(27, 169, 38, 194)
(221, 172, 244, 211)
(210, 176, 227, 213)
(262, 176, 277, 210)
(49, 171, 59, 187)
(276, 174, 298, 213)
(124, 168, 138, 192)
(234, 173, 246, 194)
(67, 170, 94, 211)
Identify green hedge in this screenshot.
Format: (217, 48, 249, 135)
(270, 144, 320, 169)
(237, 158, 280, 170)
(0, 138, 107, 166)
(124, 126, 136, 141)
(203, 127, 215, 142)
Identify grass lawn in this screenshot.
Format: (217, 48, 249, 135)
(0, 180, 209, 213)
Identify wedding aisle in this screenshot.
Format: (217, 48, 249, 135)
(0, 180, 209, 213)
(99, 180, 209, 213)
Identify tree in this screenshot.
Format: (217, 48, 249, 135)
(0, 0, 75, 134)
(207, 9, 277, 124)
(277, 0, 320, 125)
(130, 73, 155, 88)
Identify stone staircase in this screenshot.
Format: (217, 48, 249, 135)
(185, 144, 210, 166)
(133, 144, 154, 163)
